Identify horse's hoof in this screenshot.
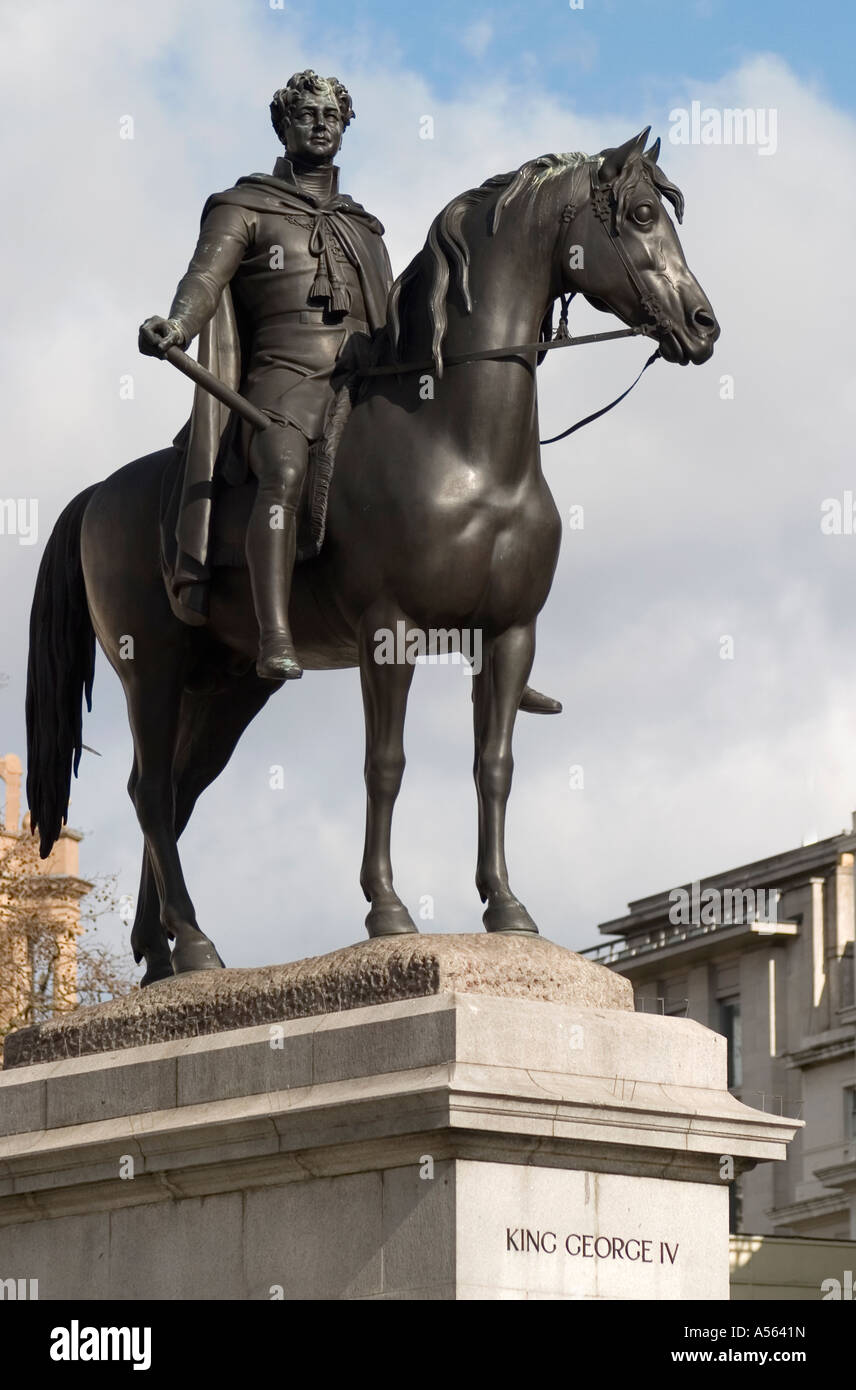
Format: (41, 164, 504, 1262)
(140, 957, 175, 987)
(482, 898, 540, 935)
(365, 903, 418, 937)
(171, 933, 226, 974)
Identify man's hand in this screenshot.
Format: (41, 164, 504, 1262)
(139, 316, 186, 357)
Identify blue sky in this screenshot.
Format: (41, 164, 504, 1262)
(253, 0, 856, 118)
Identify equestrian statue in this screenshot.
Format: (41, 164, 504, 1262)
(25, 70, 719, 984)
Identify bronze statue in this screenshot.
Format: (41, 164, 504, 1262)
(25, 82, 719, 982)
(140, 71, 392, 680)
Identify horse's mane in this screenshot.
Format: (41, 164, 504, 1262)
(385, 147, 685, 375)
(386, 152, 588, 375)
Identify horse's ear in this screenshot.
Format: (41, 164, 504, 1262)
(598, 126, 651, 182)
(645, 135, 661, 164)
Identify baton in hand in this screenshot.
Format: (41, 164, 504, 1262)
(163, 346, 270, 432)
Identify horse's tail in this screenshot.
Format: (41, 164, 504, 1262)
(25, 485, 99, 858)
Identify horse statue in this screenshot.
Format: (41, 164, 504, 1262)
(25, 128, 719, 985)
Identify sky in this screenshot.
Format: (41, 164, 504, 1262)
(1, 0, 855, 975)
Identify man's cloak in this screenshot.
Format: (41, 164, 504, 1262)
(163, 165, 393, 621)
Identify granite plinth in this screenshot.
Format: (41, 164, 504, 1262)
(2, 933, 631, 1068)
(0, 991, 800, 1300)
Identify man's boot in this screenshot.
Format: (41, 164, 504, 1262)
(246, 499, 303, 681)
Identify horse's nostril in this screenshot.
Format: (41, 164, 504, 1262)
(692, 307, 716, 332)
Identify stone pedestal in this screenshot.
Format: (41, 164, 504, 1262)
(0, 936, 799, 1300)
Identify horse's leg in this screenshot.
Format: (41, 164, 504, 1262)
(358, 612, 417, 936)
(131, 668, 275, 983)
(473, 622, 540, 934)
(123, 653, 225, 973)
(130, 848, 173, 986)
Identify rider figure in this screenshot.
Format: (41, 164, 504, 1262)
(139, 70, 393, 680)
(140, 73, 562, 715)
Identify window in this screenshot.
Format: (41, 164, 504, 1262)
(843, 944, 854, 1011)
(728, 1177, 743, 1234)
(664, 974, 689, 1018)
(719, 997, 743, 1089)
(845, 1087, 856, 1143)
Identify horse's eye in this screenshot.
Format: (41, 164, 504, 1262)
(633, 203, 655, 225)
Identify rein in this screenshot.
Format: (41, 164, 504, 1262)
(357, 322, 645, 376)
(358, 313, 661, 448)
(538, 344, 660, 445)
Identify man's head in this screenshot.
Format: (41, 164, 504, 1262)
(270, 70, 354, 164)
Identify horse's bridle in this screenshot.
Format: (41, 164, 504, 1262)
(556, 161, 675, 338)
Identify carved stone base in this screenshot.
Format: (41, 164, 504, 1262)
(0, 949, 798, 1300)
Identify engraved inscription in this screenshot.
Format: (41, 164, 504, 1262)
(506, 1228, 679, 1265)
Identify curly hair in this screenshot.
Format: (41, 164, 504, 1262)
(270, 70, 354, 146)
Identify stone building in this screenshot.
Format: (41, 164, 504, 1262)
(581, 827, 856, 1260)
(0, 753, 91, 1035)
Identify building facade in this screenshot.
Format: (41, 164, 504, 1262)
(0, 753, 90, 1036)
(581, 829, 856, 1246)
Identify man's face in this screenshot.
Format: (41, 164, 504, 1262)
(284, 89, 344, 164)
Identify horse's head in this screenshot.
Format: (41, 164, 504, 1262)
(559, 128, 719, 365)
